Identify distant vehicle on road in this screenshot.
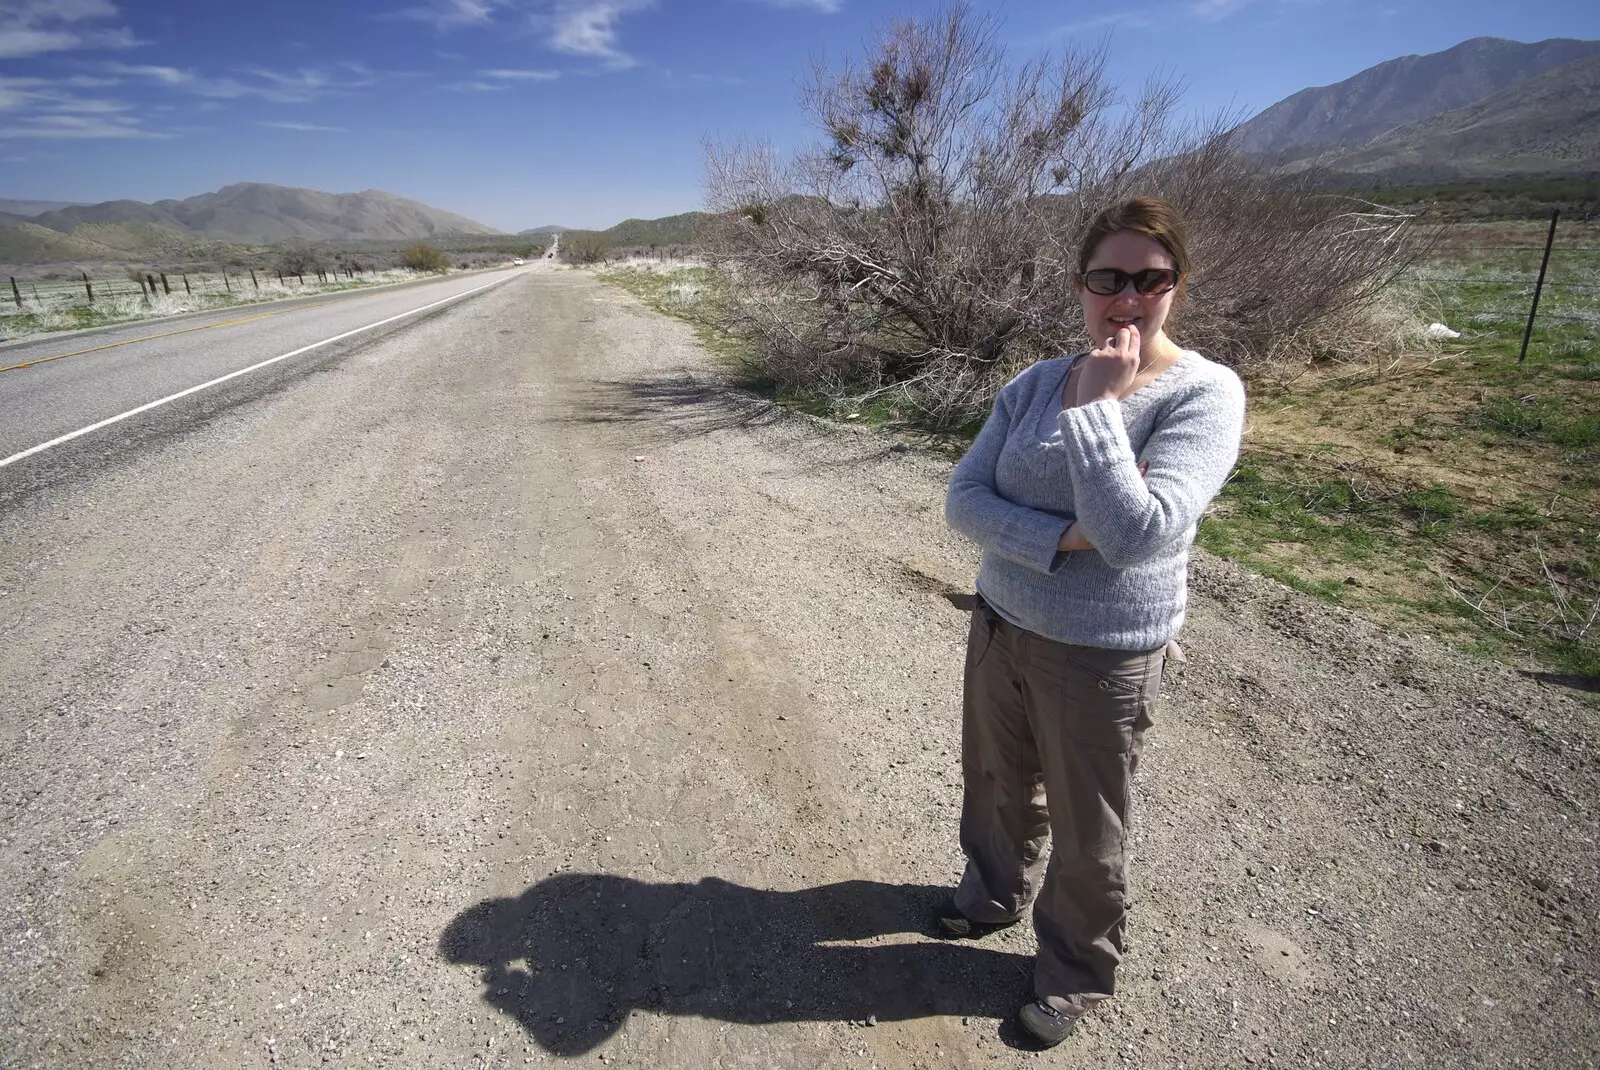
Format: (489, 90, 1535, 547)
(512, 258, 525, 265)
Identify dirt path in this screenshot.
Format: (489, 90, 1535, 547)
(1, 268, 1594, 1069)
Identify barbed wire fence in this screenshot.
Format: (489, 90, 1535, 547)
(1407, 209, 1599, 360)
(0, 266, 425, 339)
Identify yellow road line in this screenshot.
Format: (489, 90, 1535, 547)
(0, 304, 329, 373)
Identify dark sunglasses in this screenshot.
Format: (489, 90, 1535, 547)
(1080, 267, 1180, 296)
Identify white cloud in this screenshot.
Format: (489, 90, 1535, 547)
(0, 0, 142, 58)
(85, 60, 378, 104)
(480, 67, 560, 80)
(547, 0, 653, 67)
(182, 66, 375, 103)
(390, 0, 509, 31)
(0, 74, 134, 120)
(444, 80, 513, 91)
(0, 112, 166, 139)
(101, 62, 192, 86)
(390, 0, 653, 70)
(258, 120, 347, 132)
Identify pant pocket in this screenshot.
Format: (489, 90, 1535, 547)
(966, 604, 998, 671)
(1031, 644, 1155, 753)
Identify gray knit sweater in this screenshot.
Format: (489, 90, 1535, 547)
(946, 350, 1246, 650)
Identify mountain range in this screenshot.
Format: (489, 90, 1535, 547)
(4, 35, 1598, 269)
(10, 183, 499, 245)
(0, 199, 84, 217)
(1235, 36, 1600, 182)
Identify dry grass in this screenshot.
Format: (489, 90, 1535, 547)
(1206, 338, 1599, 678)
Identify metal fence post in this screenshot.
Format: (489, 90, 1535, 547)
(83, 271, 94, 304)
(1518, 208, 1560, 363)
(9, 277, 20, 309)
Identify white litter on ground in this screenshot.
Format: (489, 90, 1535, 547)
(1424, 322, 1461, 339)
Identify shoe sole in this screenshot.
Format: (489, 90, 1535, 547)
(1017, 1003, 1078, 1047)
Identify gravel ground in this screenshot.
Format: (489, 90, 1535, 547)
(0, 267, 1595, 1069)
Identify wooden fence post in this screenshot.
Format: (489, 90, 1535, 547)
(160, 273, 171, 295)
(222, 272, 232, 293)
(82, 271, 94, 304)
(250, 269, 259, 290)
(147, 274, 158, 297)
(9, 277, 20, 309)
(182, 273, 191, 295)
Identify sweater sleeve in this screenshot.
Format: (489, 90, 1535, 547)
(1057, 369, 1246, 569)
(946, 380, 1076, 575)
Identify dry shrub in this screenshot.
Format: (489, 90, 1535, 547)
(701, 4, 1426, 427)
(400, 243, 449, 272)
(273, 240, 325, 277)
(561, 234, 612, 266)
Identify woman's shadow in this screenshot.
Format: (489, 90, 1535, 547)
(439, 875, 1033, 1055)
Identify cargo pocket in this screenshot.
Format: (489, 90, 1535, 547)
(1032, 643, 1150, 754)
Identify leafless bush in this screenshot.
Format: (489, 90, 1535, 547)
(701, 4, 1425, 427)
(273, 240, 324, 277)
(561, 233, 612, 266)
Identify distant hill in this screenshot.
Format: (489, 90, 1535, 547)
(519, 212, 710, 246)
(600, 212, 711, 247)
(0, 199, 87, 217)
(0, 220, 247, 266)
(1235, 37, 1600, 157)
(27, 183, 501, 244)
(1290, 53, 1600, 182)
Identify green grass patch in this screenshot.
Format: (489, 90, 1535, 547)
(1202, 447, 1598, 681)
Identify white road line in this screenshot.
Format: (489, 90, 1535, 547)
(1, 273, 516, 470)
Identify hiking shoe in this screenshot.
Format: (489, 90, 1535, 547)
(1018, 1000, 1079, 1047)
(932, 899, 1017, 940)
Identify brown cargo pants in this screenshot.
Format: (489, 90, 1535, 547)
(953, 596, 1167, 1018)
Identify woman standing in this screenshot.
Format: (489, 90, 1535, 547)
(941, 196, 1246, 1046)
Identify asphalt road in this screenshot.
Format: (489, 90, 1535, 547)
(0, 267, 524, 498)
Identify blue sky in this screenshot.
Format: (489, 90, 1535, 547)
(1, 0, 1597, 231)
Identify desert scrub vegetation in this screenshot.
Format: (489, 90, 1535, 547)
(400, 243, 450, 272)
(699, 4, 1426, 429)
(560, 233, 612, 266)
(1198, 221, 1600, 682)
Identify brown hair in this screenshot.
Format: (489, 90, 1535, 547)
(1075, 195, 1192, 281)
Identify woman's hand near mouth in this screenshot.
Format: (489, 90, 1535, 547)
(1078, 323, 1143, 404)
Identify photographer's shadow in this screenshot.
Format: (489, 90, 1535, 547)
(440, 875, 1032, 1055)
